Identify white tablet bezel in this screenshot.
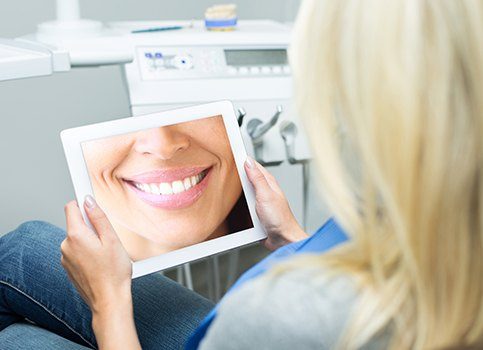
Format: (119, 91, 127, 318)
(61, 100, 266, 278)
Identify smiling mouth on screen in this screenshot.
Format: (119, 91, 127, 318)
(123, 167, 212, 210)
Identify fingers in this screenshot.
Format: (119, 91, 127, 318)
(83, 195, 119, 242)
(255, 161, 284, 196)
(244, 157, 273, 201)
(65, 201, 89, 236)
(245, 157, 284, 196)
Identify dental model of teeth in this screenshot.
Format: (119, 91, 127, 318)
(204, 4, 237, 31)
(134, 171, 206, 195)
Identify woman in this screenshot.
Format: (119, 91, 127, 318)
(82, 115, 252, 259)
(1, 0, 482, 349)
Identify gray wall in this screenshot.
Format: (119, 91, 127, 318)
(0, 0, 310, 235)
(1, 0, 301, 38)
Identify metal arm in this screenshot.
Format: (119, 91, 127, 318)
(237, 107, 246, 127)
(246, 105, 283, 165)
(279, 120, 298, 164)
(247, 105, 283, 145)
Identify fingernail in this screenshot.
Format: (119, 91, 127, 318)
(246, 157, 254, 168)
(85, 195, 96, 209)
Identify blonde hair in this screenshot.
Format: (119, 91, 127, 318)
(289, 0, 483, 348)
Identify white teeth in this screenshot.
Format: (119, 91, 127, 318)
(134, 171, 206, 196)
(183, 177, 192, 190)
(150, 183, 160, 195)
(190, 175, 197, 186)
(159, 182, 173, 195)
(172, 180, 184, 194)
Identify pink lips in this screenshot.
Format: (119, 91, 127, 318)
(126, 167, 208, 183)
(124, 167, 212, 210)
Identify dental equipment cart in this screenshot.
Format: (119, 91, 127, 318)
(110, 20, 311, 299)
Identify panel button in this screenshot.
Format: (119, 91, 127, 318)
(147, 61, 156, 71)
(227, 67, 238, 75)
(272, 66, 282, 74)
(173, 55, 193, 70)
(249, 66, 261, 74)
(154, 58, 165, 68)
(283, 65, 291, 74)
(238, 67, 249, 75)
(261, 66, 271, 74)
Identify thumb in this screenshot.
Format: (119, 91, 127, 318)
(244, 157, 272, 201)
(84, 195, 118, 242)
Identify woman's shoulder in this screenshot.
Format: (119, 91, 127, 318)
(200, 264, 360, 350)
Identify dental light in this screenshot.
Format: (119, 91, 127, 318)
(0, 38, 69, 81)
(21, 0, 133, 67)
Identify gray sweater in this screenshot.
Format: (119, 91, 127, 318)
(199, 266, 389, 349)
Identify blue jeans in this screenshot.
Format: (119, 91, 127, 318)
(0, 221, 214, 350)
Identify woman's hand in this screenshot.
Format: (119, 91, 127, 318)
(62, 196, 132, 314)
(62, 196, 141, 350)
(245, 158, 308, 251)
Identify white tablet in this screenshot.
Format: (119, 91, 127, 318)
(61, 100, 265, 278)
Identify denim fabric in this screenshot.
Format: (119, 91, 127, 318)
(1, 322, 90, 350)
(0, 221, 214, 350)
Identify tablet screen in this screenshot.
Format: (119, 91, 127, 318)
(81, 115, 253, 261)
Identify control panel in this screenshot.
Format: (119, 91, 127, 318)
(137, 46, 290, 81)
